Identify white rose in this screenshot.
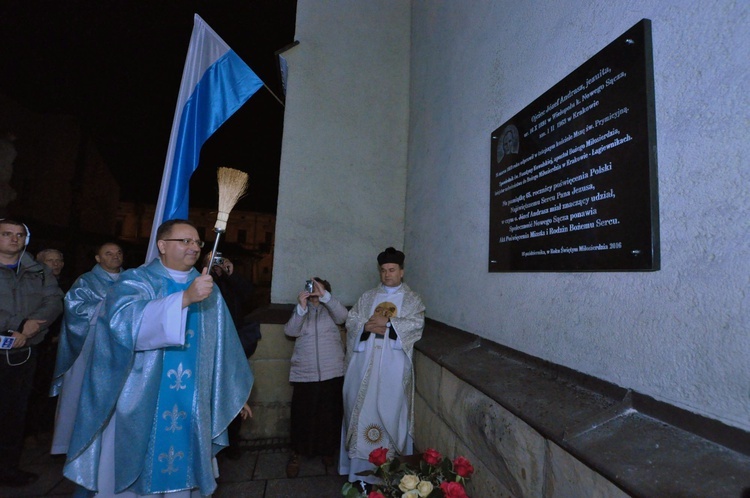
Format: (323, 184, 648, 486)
(402, 490, 420, 498)
(417, 480, 434, 497)
(399, 474, 420, 492)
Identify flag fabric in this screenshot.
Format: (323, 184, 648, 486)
(145, 14, 263, 262)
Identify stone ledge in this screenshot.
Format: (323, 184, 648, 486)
(247, 303, 296, 325)
(416, 318, 750, 497)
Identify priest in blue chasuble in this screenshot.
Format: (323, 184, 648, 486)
(50, 242, 125, 456)
(64, 220, 254, 497)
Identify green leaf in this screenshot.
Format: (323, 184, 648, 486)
(341, 482, 364, 498)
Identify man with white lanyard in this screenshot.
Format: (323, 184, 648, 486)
(0, 219, 63, 486)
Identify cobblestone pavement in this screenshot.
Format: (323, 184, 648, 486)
(1, 436, 348, 498)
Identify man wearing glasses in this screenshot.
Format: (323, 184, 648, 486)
(0, 219, 63, 486)
(64, 219, 253, 497)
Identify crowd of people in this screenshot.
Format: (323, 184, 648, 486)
(0, 216, 425, 496)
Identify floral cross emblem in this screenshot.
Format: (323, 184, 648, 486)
(167, 362, 192, 390)
(163, 404, 187, 432)
(158, 445, 185, 475)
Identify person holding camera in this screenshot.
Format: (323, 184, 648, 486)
(284, 277, 348, 477)
(202, 252, 255, 334)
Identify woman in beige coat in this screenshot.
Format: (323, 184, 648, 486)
(283, 277, 347, 476)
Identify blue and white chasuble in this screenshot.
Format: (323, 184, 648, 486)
(52, 263, 121, 392)
(50, 264, 121, 455)
(64, 259, 253, 497)
(147, 278, 200, 492)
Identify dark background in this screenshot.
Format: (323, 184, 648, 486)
(0, 0, 298, 213)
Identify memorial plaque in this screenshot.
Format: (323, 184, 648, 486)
(489, 19, 659, 272)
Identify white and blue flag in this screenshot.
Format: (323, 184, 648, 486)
(146, 14, 263, 262)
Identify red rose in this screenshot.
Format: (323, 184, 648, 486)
(368, 492, 386, 498)
(368, 447, 389, 466)
(440, 481, 469, 498)
(453, 456, 475, 478)
(422, 448, 443, 466)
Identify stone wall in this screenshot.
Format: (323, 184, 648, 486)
(414, 351, 628, 497)
(414, 320, 750, 497)
(242, 308, 750, 496)
(243, 319, 295, 441)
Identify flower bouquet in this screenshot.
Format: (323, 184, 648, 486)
(342, 447, 474, 498)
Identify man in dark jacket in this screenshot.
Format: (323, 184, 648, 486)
(0, 219, 63, 486)
(202, 252, 258, 459)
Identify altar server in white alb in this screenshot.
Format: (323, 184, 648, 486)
(339, 247, 425, 483)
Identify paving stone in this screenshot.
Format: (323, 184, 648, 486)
(214, 479, 267, 497)
(8, 445, 349, 498)
(265, 474, 350, 498)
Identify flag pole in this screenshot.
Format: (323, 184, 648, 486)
(262, 84, 285, 108)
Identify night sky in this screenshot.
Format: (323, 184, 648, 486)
(0, 1, 297, 213)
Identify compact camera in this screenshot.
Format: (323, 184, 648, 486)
(305, 280, 314, 293)
(212, 252, 225, 266)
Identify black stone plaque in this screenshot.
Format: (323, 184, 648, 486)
(489, 19, 659, 272)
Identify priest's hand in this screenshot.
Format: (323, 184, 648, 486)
(183, 267, 214, 307)
(240, 403, 253, 420)
(364, 313, 388, 335)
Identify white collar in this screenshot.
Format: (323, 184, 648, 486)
(160, 260, 191, 283)
(381, 283, 402, 294)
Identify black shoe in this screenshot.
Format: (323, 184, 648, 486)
(286, 453, 300, 478)
(0, 468, 39, 487)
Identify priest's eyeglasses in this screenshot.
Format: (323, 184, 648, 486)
(161, 238, 205, 248)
